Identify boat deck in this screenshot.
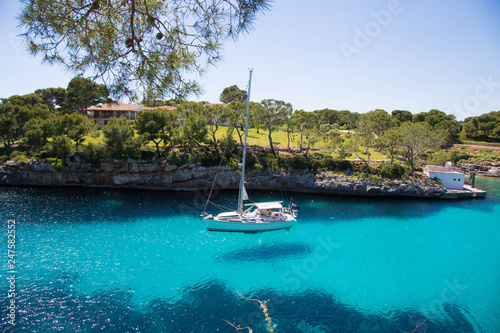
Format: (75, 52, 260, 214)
(441, 185, 487, 199)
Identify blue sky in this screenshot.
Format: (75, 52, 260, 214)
(1, 0, 500, 119)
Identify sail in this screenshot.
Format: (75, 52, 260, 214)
(242, 185, 249, 201)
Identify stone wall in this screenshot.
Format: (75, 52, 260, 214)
(0, 159, 446, 198)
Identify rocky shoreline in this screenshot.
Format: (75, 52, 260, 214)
(0, 159, 448, 198)
(458, 161, 500, 177)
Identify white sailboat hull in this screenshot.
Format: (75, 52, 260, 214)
(204, 217, 296, 233)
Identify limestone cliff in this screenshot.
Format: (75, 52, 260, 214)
(0, 159, 446, 198)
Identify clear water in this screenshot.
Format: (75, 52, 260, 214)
(1, 177, 499, 332)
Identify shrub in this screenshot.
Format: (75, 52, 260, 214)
(167, 151, 190, 167)
(192, 147, 223, 167)
(357, 163, 374, 174)
(80, 143, 107, 166)
(426, 150, 472, 167)
(218, 134, 239, 157)
(243, 149, 257, 170)
(9, 150, 30, 163)
(140, 147, 156, 161)
(46, 157, 65, 170)
(283, 155, 308, 171)
(45, 135, 71, 161)
(376, 163, 406, 179)
(254, 163, 264, 172)
(312, 157, 353, 172)
(256, 150, 276, 171)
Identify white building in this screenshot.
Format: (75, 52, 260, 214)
(424, 162, 464, 190)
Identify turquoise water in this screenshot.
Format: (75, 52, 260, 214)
(1, 177, 499, 332)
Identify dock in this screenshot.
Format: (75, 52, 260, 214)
(441, 184, 487, 199)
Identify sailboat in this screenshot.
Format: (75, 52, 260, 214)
(202, 69, 298, 232)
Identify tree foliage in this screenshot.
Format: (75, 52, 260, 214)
(20, 0, 271, 99)
(204, 104, 230, 146)
(66, 77, 110, 115)
(35, 87, 68, 113)
(102, 116, 139, 159)
(391, 110, 412, 123)
(135, 108, 178, 156)
(256, 99, 293, 156)
(400, 122, 445, 173)
(463, 111, 500, 140)
(292, 110, 317, 153)
(376, 128, 403, 164)
(220, 85, 247, 104)
(55, 114, 98, 151)
(218, 85, 247, 147)
(181, 115, 208, 151)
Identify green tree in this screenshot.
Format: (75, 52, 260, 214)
(303, 127, 319, 159)
(376, 128, 403, 164)
(220, 85, 248, 104)
(135, 108, 178, 156)
(249, 102, 263, 134)
(477, 113, 499, 138)
(181, 115, 208, 152)
(45, 135, 71, 165)
(463, 120, 478, 138)
(204, 104, 230, 147)
(363, 109, 393, 137)
(219, 85, 247, 147)
(66, 77, 110, 115)
(23, 117, 55, 148)
(35, 87, 68, 113)
(320, 123, 342, 156)
(434, 119, 460, 144)
(56, 114, 98, 151)
(413, 109, 456, 128)
(354, 114, 376, 166)
(256, 99, 293, 156)
(292, 110, 317, 153)
(0, 104, 17, 147)
(102, 116, 137, 159)
(315, 109, 341, 126)
(339, 110, 358, 133)
(400, 122, 445, 174)
(391, 110, 413, 123)
(20, 0, 271, 99)
(175, 101, 205, 122)
(2, 94, 53, 138)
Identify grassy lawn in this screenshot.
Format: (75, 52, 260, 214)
(74, 126, 391, 160)
(213, 126, 389, 160)
(458, 139, 500, 146)
(19, 126, 389, 161)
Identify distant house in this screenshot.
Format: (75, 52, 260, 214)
(424, 162, 464, 190)
(87, 103, 175, 127)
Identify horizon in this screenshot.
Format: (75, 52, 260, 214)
(1, 0, 500, 120)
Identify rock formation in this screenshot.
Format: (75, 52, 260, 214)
(0, 159, 447, 198)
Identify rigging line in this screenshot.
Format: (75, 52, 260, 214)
(202, 112, 242, 215)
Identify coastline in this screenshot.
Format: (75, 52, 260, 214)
(0, 159, 450, 198)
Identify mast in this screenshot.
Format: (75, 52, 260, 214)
(237, 69, 253, 215)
